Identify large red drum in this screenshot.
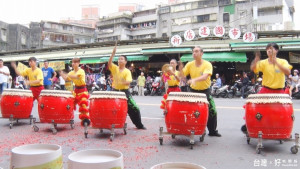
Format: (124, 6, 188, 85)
(245, 94, 294, 139)
(1, 89, 33, 119)
(89, 91, 127, 129)
(38, 90, 74, 123)
(165, 92, 209, 135)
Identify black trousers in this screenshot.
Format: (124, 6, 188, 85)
(190, 88, 218, 134)
(113, 89, 144, 128)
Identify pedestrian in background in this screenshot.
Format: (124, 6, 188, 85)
(137, 72, 145, 96)
(0, 59, 10, 95)
(42, 61, 56, 89)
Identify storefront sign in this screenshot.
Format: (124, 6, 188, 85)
(170, 35, 182, 47)
(199, 26, 210, 37)
(229, 28, 241, 40)
(39, 61, 65, 71)
(184, 29, 195, 41)
(243, 32, 256, 42)
(213, 26, 225, 37)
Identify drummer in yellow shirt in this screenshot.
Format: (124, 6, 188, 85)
(179, 46, 221, 137)
(108, 44, 146, 130)
(11, 57, 44, 101)
(160, 59, 181, 110)
(251, 43, 292, 93)
(241, 42, 292, 133)
(62, 58, 90, 126)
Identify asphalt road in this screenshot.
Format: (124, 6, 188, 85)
(0, 96, 299, 169)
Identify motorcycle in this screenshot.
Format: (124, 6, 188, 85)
(144, 78, 153, 96)
(91, 81, 101, 92)
(15, 81, 24, 89)
(150, 77, 165, 96)
(129, 80, 138, 96)
(53, 83, 61, 90)
(214, 85, 230, 98)
(228, 80, 257, 98)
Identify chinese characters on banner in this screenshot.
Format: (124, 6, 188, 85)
(243, 32, 256, 42)
(170, 35, 182, 47)
(199, 26, 210, 37)
(213, 26, 225, 37)
(171, 26, 256, 46)
(229, 28, 241, 40)
(184, 29, 195, 41)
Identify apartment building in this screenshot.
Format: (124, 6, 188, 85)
(32, 21, 96, 48)
(96, 0, 294, 42)
(0, 21, 8, 52)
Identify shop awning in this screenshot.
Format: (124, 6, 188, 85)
(230, 41, 300, 48)
(142, 48, 192, 54)
(180, 52, 247, 63)
(81, 55, 149, 63)
(100, 55, 149, 62)
(80, 58, 102, 64)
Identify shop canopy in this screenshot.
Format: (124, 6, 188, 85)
(180, 52, 247, 63)
(142, 48, 192, 54)
(230, 41, 300, 48)
(80, 55, 149, 64)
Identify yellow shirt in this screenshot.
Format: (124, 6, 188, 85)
(167, 71, 180, 86)
(137, 76, 146, 86)
(183, 60, 212, 90)
(254, 58, 292, 89)
(67, 68, 86, 86)
(21, 68, 43, 86)
(109, 63, 132, 90)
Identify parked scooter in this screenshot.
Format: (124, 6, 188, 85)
(15, 81, 24, 89)
(129, 80, 138, 96)
(53, 82, 61, 90)
(227, 80, 255, 98)
(144, 78, 153, 96)
(91, 81, 101, 92)
(214, 85, 230, 98)
(150, 77, 164, 96)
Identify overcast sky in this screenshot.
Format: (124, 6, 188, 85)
(0, 0, 167, 25)
(1, 0, 300, 29)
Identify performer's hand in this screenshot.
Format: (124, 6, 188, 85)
(187, 79, 196, 86)
(25, 80, 30, 86)
(11, 62, 17, 69)
(178, 62, 184, 71)
(254, 51, 261, 62)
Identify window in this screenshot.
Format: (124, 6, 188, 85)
(197, 14, 210, 23)
(218, 0, 231, 6)
(223, 13, 230, 25)
(258, 9, 264, 16)
(1, 28, 6, 36)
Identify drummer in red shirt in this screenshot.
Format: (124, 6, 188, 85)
(241, 42, 292, 133)
(11, 57, 44, 101)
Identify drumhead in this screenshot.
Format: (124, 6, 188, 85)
(40, 90, 74, 98)
(2, 89, 33, 97)
(246, 94, 292, 104)
(90, 91, 127, 100)
(167, 92, 208, 104)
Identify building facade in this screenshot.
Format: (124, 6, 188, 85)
(31, 21, 95, 48)
(96, 0, 295, 42)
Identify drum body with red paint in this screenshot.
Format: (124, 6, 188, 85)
(89, 91, 127, 129)
(165, 92, 209, 135)
(1, 89, 33, 118)
(245, 94, 294, 139)
(38, 90, 74, 123)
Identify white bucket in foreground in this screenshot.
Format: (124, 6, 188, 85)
(68, 149, 123, 169)
(150, 162, 206, 169)
(10, 144, 63, 169)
